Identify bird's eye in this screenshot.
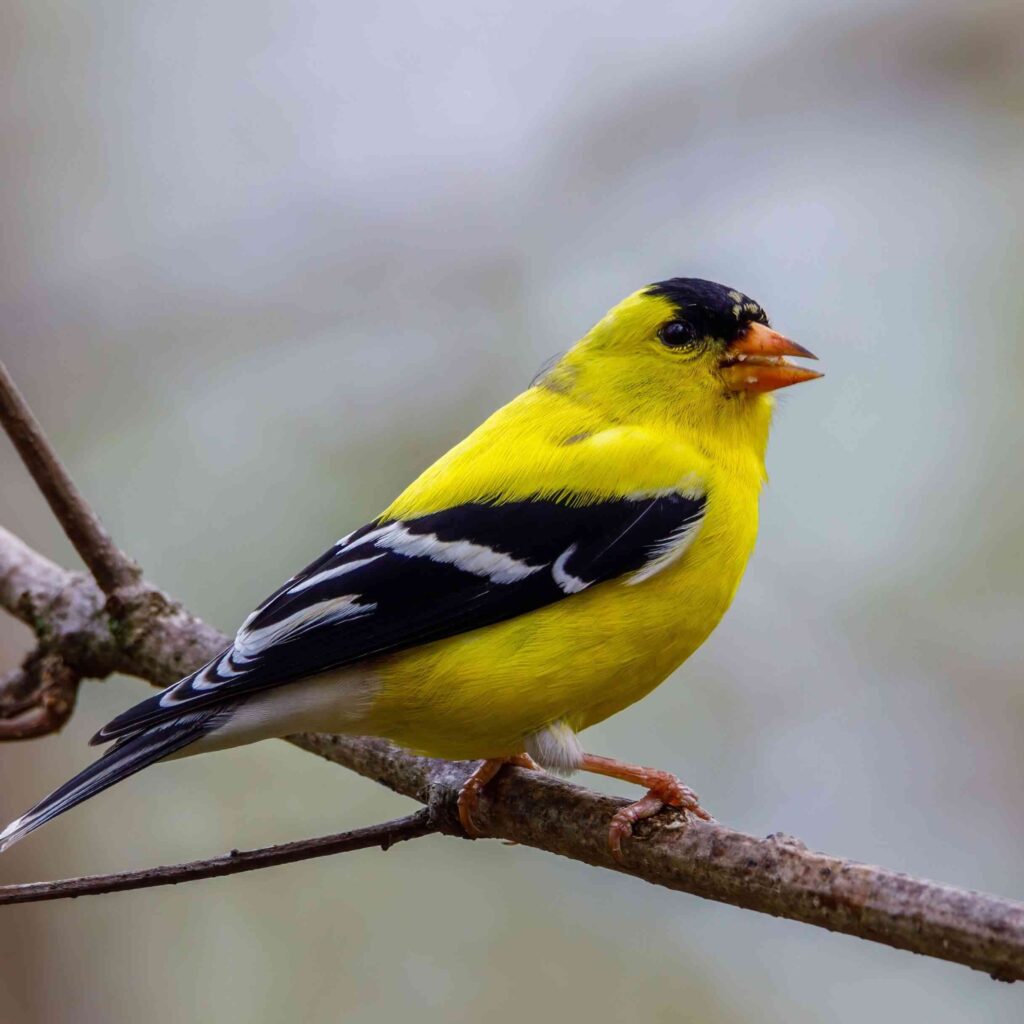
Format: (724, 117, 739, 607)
(657, 320, 698, 349)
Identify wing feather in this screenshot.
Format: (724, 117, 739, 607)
(92, 492, 706, 744)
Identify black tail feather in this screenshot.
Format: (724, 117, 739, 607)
(0, 707, 227, 853)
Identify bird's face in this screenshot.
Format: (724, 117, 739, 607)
(566, 277, 821, 435)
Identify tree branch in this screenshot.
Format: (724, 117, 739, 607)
(1, 525, 1023, 981)
(0, 810, 437, 905)
(0, 651, 80, 739)
(1, 373, 1023, 983)
(293, 733, 1024, 983)
(0, 359, 140, 594)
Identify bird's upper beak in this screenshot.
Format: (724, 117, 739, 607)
(719, 322, 823, 394)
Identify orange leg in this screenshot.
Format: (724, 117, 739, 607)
(579, 753, 712, 862)
(457, 753, 541, 837)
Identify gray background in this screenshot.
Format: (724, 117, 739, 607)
(2, 1, 1023, 1021)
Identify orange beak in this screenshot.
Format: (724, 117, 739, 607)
(719, 322, 823, 394)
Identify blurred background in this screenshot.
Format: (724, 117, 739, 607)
(2, 0, 1023, 1020)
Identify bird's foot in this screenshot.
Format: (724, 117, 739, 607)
(578, 753, 712, 863)
(457, 753, 541, 838)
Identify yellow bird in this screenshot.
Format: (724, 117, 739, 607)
(0, 278, 821, 860)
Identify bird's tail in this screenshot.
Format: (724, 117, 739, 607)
(0, 707, 229, 853)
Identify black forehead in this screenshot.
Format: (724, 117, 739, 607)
(645, 277, 770, 338)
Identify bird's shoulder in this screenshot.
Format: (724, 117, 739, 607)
(383, 386, 711, 520)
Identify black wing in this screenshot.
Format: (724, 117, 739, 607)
(93, 492, 706, 743)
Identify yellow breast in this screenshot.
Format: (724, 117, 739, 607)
(362, 494, 757, 758)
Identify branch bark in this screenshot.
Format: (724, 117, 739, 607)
(0, 652, 79, 739)
(0, 359, 140, 593)
(0, 810, 437, 905)
(1, 524, 1022, 981)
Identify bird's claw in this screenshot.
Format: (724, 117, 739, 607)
(457, 778, 485, 838)
(607, 773, 712, 863)
(457, 755, 542, 838)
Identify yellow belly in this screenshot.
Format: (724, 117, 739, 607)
(356, 492, 758, 760)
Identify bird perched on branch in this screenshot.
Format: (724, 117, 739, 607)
(0, 277, 821, 861)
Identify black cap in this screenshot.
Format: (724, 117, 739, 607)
(646, 278, 769, 344)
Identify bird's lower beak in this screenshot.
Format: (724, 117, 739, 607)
(719, 322, 823, 394)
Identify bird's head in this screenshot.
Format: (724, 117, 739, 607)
(547, 277, 821, 447)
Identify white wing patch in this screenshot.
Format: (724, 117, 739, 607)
(628, 513, 706, 585)
(337, 524, 393, 553)
(286, 554, 386, 595)
(373, 523, 545, 584)
(189, 650, 248, 691)
(551, 544, 590, 594)
(233, 595, 376, 658)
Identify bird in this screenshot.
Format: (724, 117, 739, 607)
(0, 277, 821, 861)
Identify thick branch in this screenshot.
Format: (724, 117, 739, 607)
(0, 359, 140, 593)
(294, 733, 1024, 983)
(0, 810, 436, 905)
(0, 526, 1022, 980)
(0, 523, 226, 688)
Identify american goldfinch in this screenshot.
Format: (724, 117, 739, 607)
(0, 278, 821, 860)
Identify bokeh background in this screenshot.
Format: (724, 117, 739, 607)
(2, 1, 1023, 1021)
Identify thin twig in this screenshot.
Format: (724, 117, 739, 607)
(0, 359, 140, 593)
(0, 810, 436, 905)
